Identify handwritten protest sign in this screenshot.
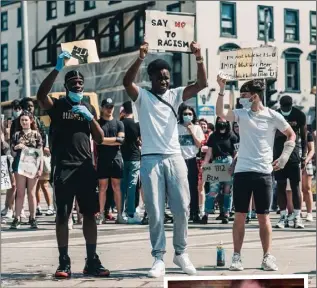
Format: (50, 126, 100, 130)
(61, 40, 100, 66)
(202, 163, 231, 183)
(18, 148, 42, 179)
(219, 46, 278, 80)
(1, 156, 11, 190)
(145, 10, 195, 52)
(234, 143, 240, 151)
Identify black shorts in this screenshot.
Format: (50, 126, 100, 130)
(233, 172, 272, 214)
(54, 161, 98, 216)
(274, 163, 301, 183)
(97, 158, 123, 179)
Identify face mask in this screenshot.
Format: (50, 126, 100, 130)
(203, 129, 208, 133)
(239, 98, 252, 110)
(216, 122, 227, 132)
(12, 110, 22, 119)
(183, 115, 193, 123)
(68, 91, 83, 103)
(281, 108, 292, 116)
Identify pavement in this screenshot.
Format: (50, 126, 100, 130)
(0, 192, 316, 288)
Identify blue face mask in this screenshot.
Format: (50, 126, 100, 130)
(183, 115, 193, 123)
(68, 91, 83, 103)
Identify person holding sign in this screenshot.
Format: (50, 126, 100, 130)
(37, 52, 108, 279)
(202, 117, 238, 224)
(216, 77, 296, 271)
(10, 111, 43, 230)
(123, 40, 207, 277)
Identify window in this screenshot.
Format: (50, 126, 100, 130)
(219, 43, 240, 90)
(65, 1, 76, 16)
(108, 1, 122, 5)
(109, 18, 120, 51)
(1, 44, 8, 71)
(310, 11, 316, 44)
(1, 11, 8, 31)
(84, 1, 95, 11)
(258, 6, 274, 41)
(1, 80, 9, 102)
(84, 24, 95, 39)
(65, 25, 75, 42)
(283, 48, 303, 93)
(47, 1, 57, 20)
(167, 3, 181, 12)
(135, 14, 144, 46)
(17, 7, 21, 27)
(17, 40, 23, 69)
(220, 2, 236, 37)
(284, 9, 299, 42)
(309, 50, 316, 89)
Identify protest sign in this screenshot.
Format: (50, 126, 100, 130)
(197, 88, 215, 123)
(1, 156, 11, 190)
(219, 46, 278, 80)
(234, 143, 240, 151)
(202, 163, 231, 183)
(61, 40, 100, 66)
(18, 148, 42, 179)
(145, 10, 195, 52)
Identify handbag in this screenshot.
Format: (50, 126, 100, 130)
(43, 155, 51, 174)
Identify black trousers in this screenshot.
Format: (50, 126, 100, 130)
(185, 157, 199, 215)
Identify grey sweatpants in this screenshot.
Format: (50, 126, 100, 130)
(140, 154, 190, 259)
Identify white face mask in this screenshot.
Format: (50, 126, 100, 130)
(281, 108, 292, 116)
(239, 98, 253, 110)
(13, 110, 22, 119)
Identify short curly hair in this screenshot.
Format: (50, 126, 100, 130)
(240, 79, 265, 101)
(147, 59, 171, 77)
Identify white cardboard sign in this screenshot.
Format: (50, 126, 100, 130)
(18, 148, 42, 179)
(219, 46, 278, 80)
(1, 156, 11, 190)
(202, 163, 231, 183)
(145, 10, 195, 52)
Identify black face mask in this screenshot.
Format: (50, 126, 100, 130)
(216, 122, 227, 132)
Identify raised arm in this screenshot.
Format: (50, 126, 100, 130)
(215, 75, 235, 122)
(37, 51, 71, 110)
(183, 42, 208, 101)
(123, 43, 148, 102)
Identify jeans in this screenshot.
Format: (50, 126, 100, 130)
(185, 157, 199, 216)
(121, 161, 140, 216)
(205, 156, 233, 214)
(140, 154, 190, 259)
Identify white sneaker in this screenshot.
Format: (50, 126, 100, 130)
(261, 254, 278, 271)
(127, 212, 142, 224)
(4, 209, 13, 219)
(68, 217, 73, 230)
(1, 207, 8, 216)
(306, 213, 313, 222)
(229, 253, 244, 271)
(46, 207, 55, 216)
(116, 214, 128, 224)
(173, 253, 196, 275)
(294, 216, 305, 229)
(275, 215, 286, 229)
(95, 213, 104, 225)
(1, 218, 6, 224)
(20, 209, 27, 219)
(148, 259, 165, 278)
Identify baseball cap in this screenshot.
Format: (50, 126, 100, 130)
(101, 98, 114, 107)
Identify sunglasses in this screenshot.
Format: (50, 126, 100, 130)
(183, 113, 193, 116)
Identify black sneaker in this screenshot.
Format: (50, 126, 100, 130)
(245, 216, 250, 224)
(83, 254, 110, 277)
(222, 216, 229, 224)
(55, 255, 71, 279)
(30, 218, 38, 229)
(36, 207, 42, 216)
(10, 218, 21, 229)
(192, 214, 201, 224)
(201, 215, 208, 224)
(216, 213, 224, 221)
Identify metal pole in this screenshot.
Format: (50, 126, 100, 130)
(263, 8, 271, 107)
(21, 1, 31, 98)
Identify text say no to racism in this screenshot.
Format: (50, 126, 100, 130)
(151, 19, 190, 48)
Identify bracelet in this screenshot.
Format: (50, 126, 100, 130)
(138, 56, 145, 61)
(218, 93, 224, 97)
(196, 56, 204, 63)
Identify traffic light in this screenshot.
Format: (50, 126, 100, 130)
(266, 78, 277, 107)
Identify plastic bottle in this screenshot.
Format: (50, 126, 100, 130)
(217, 241, 225, 267)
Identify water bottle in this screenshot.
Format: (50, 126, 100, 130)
(217, 241, 225, 267)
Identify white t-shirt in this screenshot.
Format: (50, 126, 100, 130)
(178, 124, 205, 160)
(134, 87, 185, 155)
(233, 107, 290, 174)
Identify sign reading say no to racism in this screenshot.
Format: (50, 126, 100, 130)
(145, 10, 195, 53)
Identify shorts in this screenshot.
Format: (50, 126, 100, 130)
(305, 161, 314, 176)
(39, 172, 50, 181)
(54, 161, 98, 216)
(97, 157, 123, 179)
(233, 172, 272, 214)
(274, 163, 301, 183)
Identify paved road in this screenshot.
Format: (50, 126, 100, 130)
(1, 194, 316, 288)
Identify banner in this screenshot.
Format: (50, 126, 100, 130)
(145, 10, 195, 52)
(1, 156, 11, 190)
(18, 148, 42, 179)
(61, 40, 100, 66)
(219, 46, 278, 80)
(202, 163, 231, 183)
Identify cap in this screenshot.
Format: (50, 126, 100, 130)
(101, 98, 114, 107)
(280, 95, 293, 107)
